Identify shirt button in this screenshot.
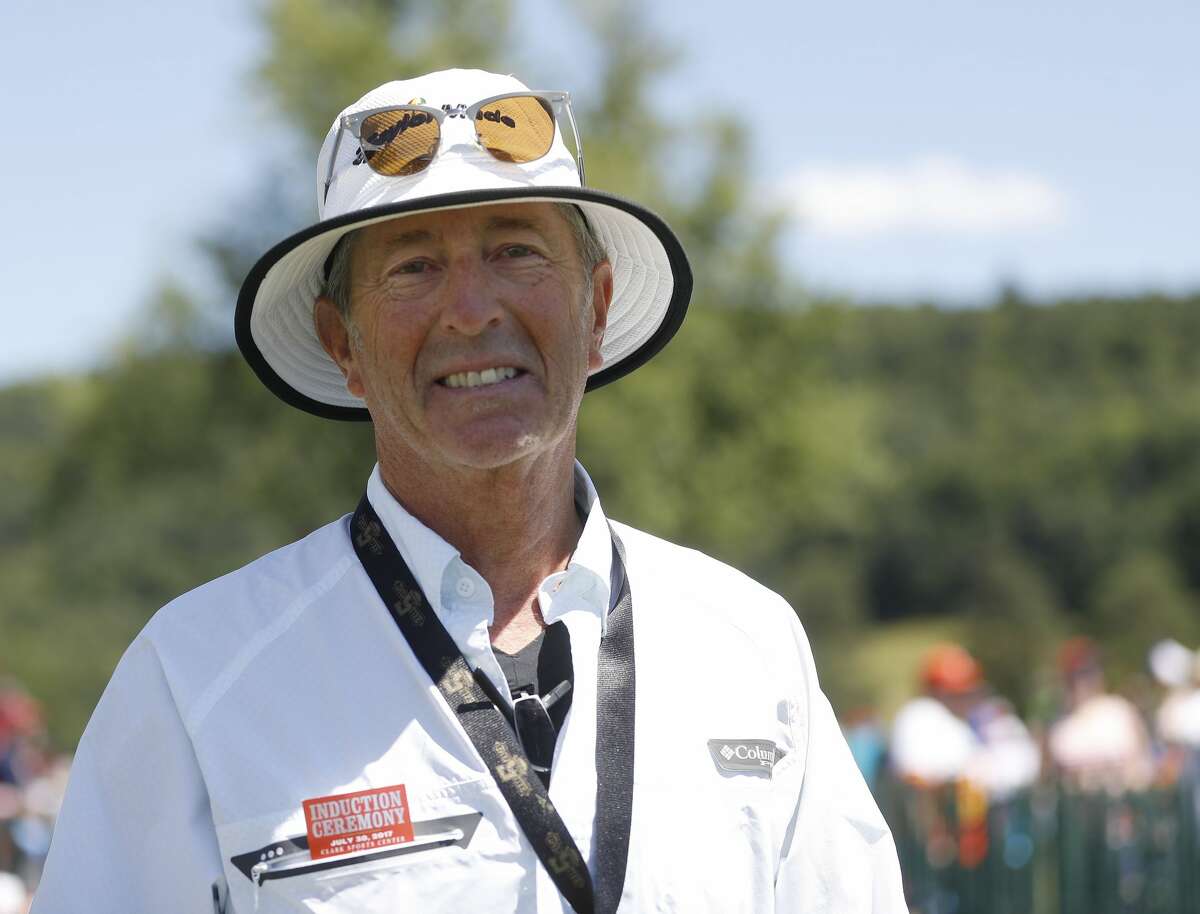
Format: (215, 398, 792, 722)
(456, 577, 476, 598)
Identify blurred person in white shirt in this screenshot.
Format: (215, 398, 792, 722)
(1149, 639, 1200, 748)
(1048, 637, 1154, 792)
(891, 644, 1039, 798)
(1148, 639, 1200, 785)
(891, 644, 984, 788)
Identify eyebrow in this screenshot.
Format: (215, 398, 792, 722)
(483, 215, 549, 235)
(377, 216, 547, 252)
(378, 228, 436, 250)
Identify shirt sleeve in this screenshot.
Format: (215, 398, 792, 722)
(30, 635, 223, 914)
(774, 631, 908, 913)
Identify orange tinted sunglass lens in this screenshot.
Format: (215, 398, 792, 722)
(359, 108, 440, 177)
(474, 96, 555, 164)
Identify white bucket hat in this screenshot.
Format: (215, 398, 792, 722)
(236, 68, 692, 420)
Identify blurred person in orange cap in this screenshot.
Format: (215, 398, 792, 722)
(1048, 636, 1153, 792)
(890, 644, 985, 787)
(889, 643, 1039, 913)
(891, 644, 1039, 797)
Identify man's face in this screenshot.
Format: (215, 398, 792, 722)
(315, 202, 611, 473)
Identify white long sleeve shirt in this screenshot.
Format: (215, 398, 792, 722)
(33, 464, 905, 913)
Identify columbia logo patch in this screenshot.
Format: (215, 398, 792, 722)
(708, 739, 785, 775)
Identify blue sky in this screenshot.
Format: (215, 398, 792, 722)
(3, 0, 1197, 383)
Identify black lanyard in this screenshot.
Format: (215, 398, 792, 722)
(350, 495, 635, 914)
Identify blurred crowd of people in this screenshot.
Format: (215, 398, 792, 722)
(0, 680, 68, 914)
(846, 636, 1200, 800)
(844, 637, 1200, 913)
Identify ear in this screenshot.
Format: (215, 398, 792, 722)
(313, 295, 366, 399)
(587, 259, 614, 372)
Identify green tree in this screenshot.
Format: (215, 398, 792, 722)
(962, 548, 1065, 714)
(1092, 552, 1200, 684)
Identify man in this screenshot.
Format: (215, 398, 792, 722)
(1048, 636, 1153, 792)
(1149, 638, 1200, 754)
(890, 643, 1039, 797)
(33, 69, 904, 913)
(890, 644, 986, 789)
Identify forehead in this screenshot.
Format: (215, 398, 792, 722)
(356, 201, 571, 252)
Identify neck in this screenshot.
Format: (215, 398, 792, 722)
(377, 440, 582, 650)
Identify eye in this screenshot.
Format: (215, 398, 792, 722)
(390, 259, 434, 275)
(498, 244, 537, 259)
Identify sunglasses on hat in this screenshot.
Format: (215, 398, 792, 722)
(322, 90, 585, 203)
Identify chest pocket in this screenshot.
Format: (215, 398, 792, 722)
(219, 779, 528, 914)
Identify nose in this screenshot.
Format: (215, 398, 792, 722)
(438, 255, 504, 336)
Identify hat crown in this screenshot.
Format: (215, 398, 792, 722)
(316, 69, 579, 218)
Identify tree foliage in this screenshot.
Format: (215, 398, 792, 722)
(4, 2, 1199, 745)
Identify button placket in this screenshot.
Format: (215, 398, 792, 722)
(546, 606, 600, 868)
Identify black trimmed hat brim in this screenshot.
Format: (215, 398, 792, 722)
(235, 186, 692, 422)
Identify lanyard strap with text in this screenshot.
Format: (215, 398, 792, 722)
(349, 495, 635, 914)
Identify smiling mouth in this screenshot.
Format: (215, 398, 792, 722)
(437, 366, 525, 389)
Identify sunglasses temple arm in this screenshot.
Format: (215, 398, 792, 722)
(323, 129, 345, 205)
(542, 680, 571, 710)
(561, 103, 586, 186)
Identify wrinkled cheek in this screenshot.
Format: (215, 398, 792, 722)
(357, 363, 408, 425)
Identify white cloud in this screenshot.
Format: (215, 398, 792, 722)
(781, 155, 1070, 238)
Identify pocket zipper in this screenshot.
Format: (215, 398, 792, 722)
(250, 826, 465, 885)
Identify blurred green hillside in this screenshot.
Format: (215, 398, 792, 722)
(3, 0, 1198, 747)
(5, 289, 1200, 746)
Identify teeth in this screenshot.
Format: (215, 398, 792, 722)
(442, 366, 518, 389)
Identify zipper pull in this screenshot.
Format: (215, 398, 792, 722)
(250, 863, 267, 911)
(250, 861, 268, 887)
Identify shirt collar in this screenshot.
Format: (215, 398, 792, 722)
(364, 461, 613, 631)
(366, 464, 465, 619)
(552, 461, 614, 634)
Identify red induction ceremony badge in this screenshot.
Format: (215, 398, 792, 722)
(303, 784, 416, 859)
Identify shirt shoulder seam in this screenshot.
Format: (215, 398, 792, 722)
(181, 553, 358, 737)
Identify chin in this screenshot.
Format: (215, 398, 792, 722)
(437, 428, 553, 470)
